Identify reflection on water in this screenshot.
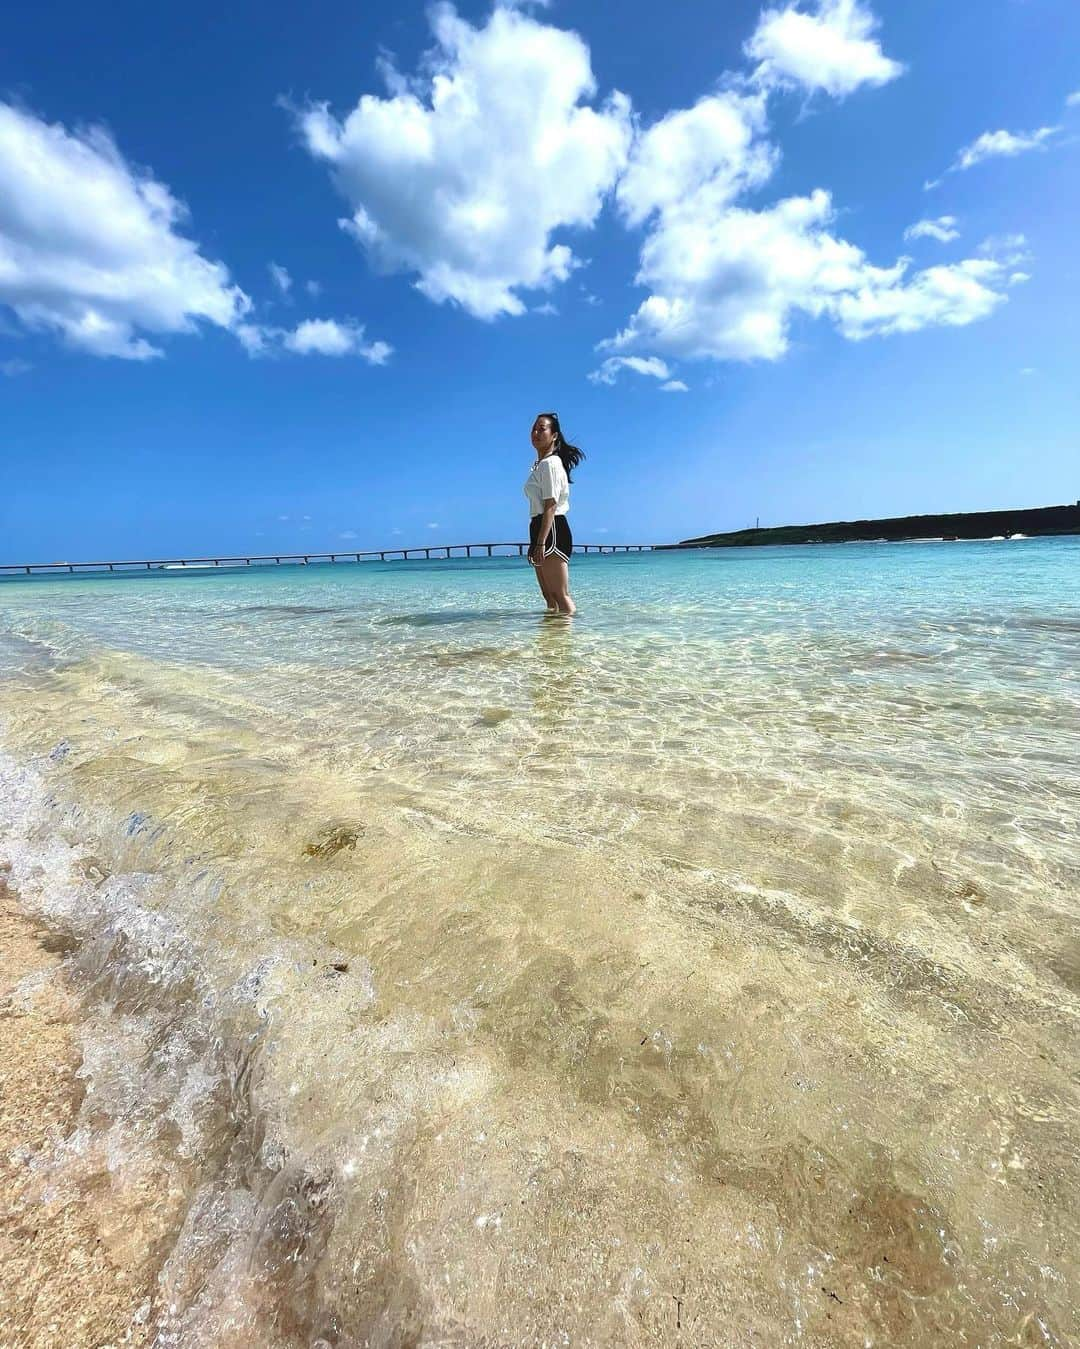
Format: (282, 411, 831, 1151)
(0, 541, 1078, 1346)
(530, 613, 584, 732)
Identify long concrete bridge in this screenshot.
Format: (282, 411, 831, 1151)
(0, 541, 655, 576)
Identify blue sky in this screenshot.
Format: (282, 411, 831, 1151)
(1, 0, 1077, 561)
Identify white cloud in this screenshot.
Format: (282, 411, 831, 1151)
(588, 354, 673, 385)
(830, 257, 1009, 340)
(427, 522, 439, 529)
(977, 232, 1031, 267)
(606, 3, 1016, 371)
(0, 102, 249, 358)
(606, 188, 1013, 361)
(745, 0, 903, 97)
(269, 262, 292, 294)
(235, 322, 271, 356)
(973, 235, 1032, 291)
(904, 215, 959, 243)
(340, 529, 359, 539)
(616, 92, 775, 228)
(958, 126, 1059, 169)
(283, 317, 391, 361)
(1, 357, 31, 376)
(305, 279, 322, 296)
(533, 301, 559, 316)
(661, 379, 689, 392)
(294, 4, 632, 319)
(239, 316, 393, 362)
(931, 126, 1060, 184)
(1067, 91, 1080, 109)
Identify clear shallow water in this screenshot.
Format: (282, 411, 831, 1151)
(0, 540, 1077, 1346)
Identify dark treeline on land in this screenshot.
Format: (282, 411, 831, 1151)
(664, 502, 1080, 550)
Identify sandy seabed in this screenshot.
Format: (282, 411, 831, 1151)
(1, 544, 1078, 1345)
(0, 879, 153, 1349)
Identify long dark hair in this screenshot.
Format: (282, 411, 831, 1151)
(539, 412, 585, 482)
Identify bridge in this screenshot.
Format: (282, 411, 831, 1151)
(0, 541, 655, 576)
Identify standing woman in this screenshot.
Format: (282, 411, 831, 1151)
(525, 412, 583, 616)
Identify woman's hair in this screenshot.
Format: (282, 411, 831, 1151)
(539, 412, 585, 481)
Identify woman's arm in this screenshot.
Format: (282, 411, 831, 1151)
(528, 498, 557, 564)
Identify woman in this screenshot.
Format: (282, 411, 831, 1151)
(524, 412, 583, 616)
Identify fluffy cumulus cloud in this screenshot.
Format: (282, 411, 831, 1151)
(285, 318, 391, 361)
(904, 215, 959, 243)
(616, 92, 775, 228)
(830, 258, 1010, 340)
(604, 4, 1018, 367)
(0, 102, 249, 358)
(745, 0, 904, 97)
(610, 190, 854, 360)
(288, 0, 1002, 377)
(294, 3, 632, 319)
(1068, 91, 1080, 109)
(238, 316, 392, 363)
(608, 185, 1014, 361)
(832, 233, 1029, 338)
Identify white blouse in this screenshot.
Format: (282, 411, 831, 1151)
(524, 454, 570, 517)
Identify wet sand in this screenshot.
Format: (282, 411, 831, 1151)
(0, 878, 153, 1349)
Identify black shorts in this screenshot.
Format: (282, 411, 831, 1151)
(529, 514, 573, 563)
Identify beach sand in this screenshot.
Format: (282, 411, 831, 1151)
(0, 878, 152, 1349)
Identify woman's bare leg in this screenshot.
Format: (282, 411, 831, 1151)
(539, 555, 575, 615)
(533, 561, 558, 610)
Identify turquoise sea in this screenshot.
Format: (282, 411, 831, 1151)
(1, 538, 1078, 1346)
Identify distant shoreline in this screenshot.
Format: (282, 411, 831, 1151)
(661, 501, 1080, 550)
